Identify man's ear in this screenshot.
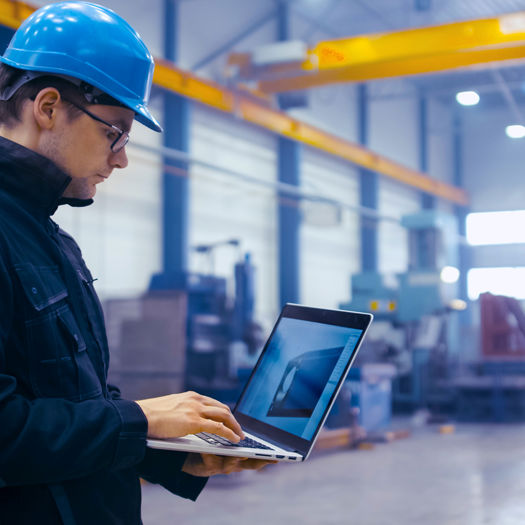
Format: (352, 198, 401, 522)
(32, 88, 61, 130)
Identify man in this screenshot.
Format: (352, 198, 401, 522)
(0, 3, 271, 524)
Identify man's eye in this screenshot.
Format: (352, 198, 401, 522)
(106, 130, 119, 141)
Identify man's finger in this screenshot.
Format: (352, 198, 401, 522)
(201, 406, 244, 439)
(237, 459, 277, 470)
(200, 395, 233, 411)
(200, 420, 241, 443)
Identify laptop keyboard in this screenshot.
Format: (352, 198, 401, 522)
(196, 432, 274, 450)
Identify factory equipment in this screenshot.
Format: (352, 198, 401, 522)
(394, 211, 462, 411)
(341, 211, 464, 421)
(480, 292, 525, 358)
(454, 292, 525, 422)
(150, 239, 264, 404)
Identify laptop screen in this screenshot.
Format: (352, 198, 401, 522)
(235, 304, 371, 454)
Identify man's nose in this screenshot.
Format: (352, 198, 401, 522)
(110, 147, 128, 169)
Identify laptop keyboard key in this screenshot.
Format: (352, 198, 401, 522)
(196, 432, 274, 450)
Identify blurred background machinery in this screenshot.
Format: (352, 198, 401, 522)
(107, 239, 264, 405)
(340, 210, 464, 427)
(453, 291, 525, 422)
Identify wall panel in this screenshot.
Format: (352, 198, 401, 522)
(378, 178, 420, 274)
(300, 148, 360, 309)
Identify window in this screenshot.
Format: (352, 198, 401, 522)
(467, 267, 525, 300)
(466, 210, 525, 245)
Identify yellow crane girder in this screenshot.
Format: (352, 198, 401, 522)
(0, 0, 33, 29)
(253, 12, 525, 93)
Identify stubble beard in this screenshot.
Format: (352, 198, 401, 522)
(40, 131, 96, 200)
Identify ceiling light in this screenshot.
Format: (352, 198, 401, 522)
(440, 266, 460, 284)
(448, 299, 468, 311)
(456, 91, 480, 106)
(506, 125, 525, 139)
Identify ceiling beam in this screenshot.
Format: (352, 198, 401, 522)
(0, 0, 34, 29)
(244, 12, 525, 93)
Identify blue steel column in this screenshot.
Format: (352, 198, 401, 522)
(453, 112, 470, 306)
(278, 139, 301, 306)
(358, 84, 378, 272)
(277, 0, 301, 306)
(277, 0, 289, 44)
(155, 0, 191, 287)
(419, 96, 435, 209)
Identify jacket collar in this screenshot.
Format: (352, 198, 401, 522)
(0, 136, 93, 219)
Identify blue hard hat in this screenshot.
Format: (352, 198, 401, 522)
(0, 1, 162, 132)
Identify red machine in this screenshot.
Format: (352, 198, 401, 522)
(480, 292, 525, 358)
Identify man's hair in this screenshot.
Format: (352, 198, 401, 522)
(0, 63, 88, 128)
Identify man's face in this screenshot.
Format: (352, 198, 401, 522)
(40, 102, 134, 200)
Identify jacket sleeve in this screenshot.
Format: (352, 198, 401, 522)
(107, 385, 207, 500)
(137, 448, 208, 501)
(0, 254, 148, 488)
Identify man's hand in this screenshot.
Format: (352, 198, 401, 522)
(135, 391, 244, 443)
(182, 453, 277, 477)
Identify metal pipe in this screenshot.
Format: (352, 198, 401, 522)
(491, 68, 525, 124)
(129, 140, 400, 223)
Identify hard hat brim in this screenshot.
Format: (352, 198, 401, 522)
(133, 104, 163, 133)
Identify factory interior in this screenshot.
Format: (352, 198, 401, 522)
(6, 0, 525, 523)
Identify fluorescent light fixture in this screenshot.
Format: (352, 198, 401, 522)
(506, 124, 525, 138)
(467, 210, 525, 245)
(440, 266, 460, 284)
(456, 91, 480, 106)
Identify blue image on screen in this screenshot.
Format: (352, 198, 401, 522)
(236, 317, 363, 440)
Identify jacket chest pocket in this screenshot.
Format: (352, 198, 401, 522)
(15, 264, 103, 401)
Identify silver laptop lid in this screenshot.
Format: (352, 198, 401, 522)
(234, 304, 373, 458)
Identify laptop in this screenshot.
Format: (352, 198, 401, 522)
(147, 304, 373, 462)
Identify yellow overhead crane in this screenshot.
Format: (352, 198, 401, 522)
(0, 0, 470, 205)
(228, 12, 525, 93)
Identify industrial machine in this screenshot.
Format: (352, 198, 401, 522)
(150, 239, 264, 404)
(341, 210, 464, 422)
(454, 292, 525, 422)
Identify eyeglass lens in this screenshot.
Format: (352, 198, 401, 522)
(112, 132, 129, 153)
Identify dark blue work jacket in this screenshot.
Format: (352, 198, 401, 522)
(0, 137, 206, 524)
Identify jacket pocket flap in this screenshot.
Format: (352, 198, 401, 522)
(14, 264, 68, 311)
(58, 307, 87, 352)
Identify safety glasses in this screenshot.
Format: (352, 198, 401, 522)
(65, 100, 129, 153)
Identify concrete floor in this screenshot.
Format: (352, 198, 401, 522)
(141, 422, 525, 525)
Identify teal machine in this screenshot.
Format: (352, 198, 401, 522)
(341, 211, 463, 419)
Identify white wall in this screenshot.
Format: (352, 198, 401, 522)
(369, 85, 420, 170)
(463, 105, 525, 213)
(288, 85, 359, 143)
(370, 83, 421, 275)
(377, 179, 421, 274)
(300, 148, 361, 309)
(428, 98, 455, 185)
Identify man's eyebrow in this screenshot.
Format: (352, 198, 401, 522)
(112, 119, 132, 133)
